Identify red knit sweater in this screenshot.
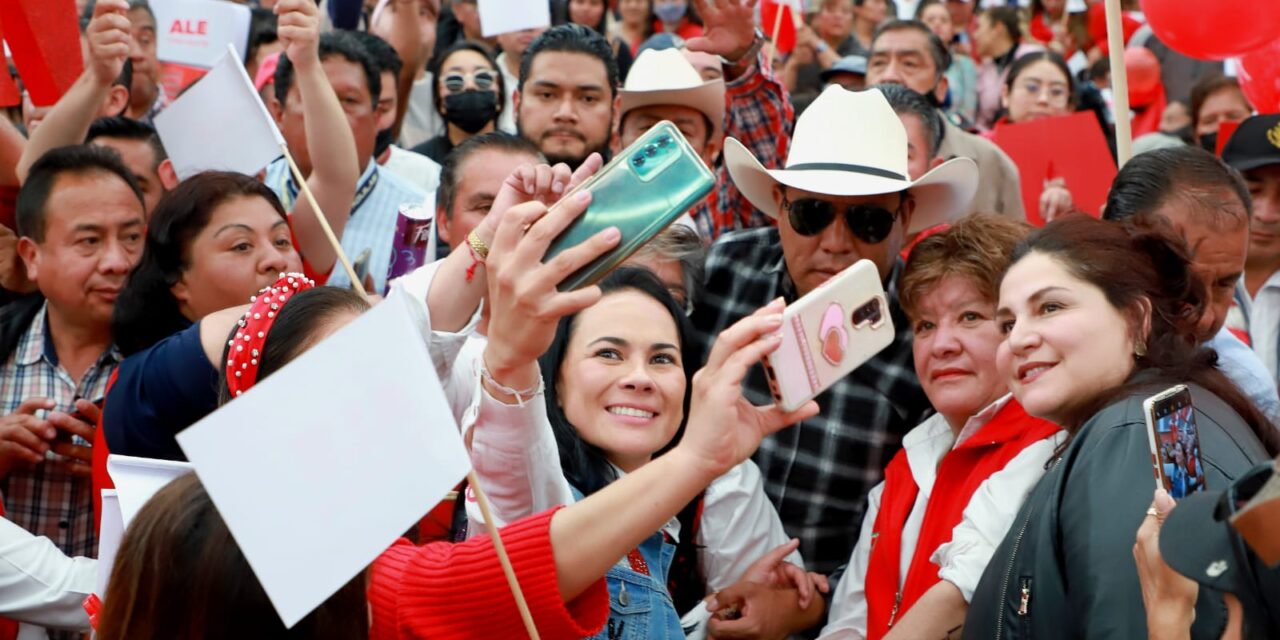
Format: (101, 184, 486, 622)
(368, 506, 609, 639)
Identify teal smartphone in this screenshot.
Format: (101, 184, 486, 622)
(544, 121, 715, 291)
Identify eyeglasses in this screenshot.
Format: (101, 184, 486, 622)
(782, 195, 902, 244)
(442, 70, 498, 92)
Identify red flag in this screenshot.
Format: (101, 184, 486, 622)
(761, 0, 798, 55)
(0, 0, 83, 107)
(0, 21, 22, 107)
(990, 112, 1117, 226)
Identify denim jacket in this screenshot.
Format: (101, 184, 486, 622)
(572, 487, 685, 640)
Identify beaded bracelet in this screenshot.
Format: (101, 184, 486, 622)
(480, 362, 545, 407)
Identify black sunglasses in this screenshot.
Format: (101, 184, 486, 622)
(782, 195, 902, 244)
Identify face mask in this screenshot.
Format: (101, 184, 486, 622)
(374, 128, 395, 158)
(1199, 132, 1218, 153)
(1167, 125, 1193, 144)
(653, 1, 687, 24)
(443, 91, 499, 134)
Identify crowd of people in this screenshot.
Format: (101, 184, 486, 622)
(0, 0, 1277, 638)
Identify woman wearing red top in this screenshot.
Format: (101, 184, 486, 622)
(820, 214, 1063, 640)
(95, 184, 814, 639)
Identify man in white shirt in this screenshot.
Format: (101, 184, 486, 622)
(1223, 115, 1280, 386)
(1103, 145, 1280, 422)
(495, 27, 545, 134)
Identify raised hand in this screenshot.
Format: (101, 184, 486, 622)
(475, 153, 604, 250)
(481, 187, 621, 395)
(687, 0, 760, 62)
(275, 0, 322, 70)
(85, 0, 133, 86)
(677, 299, 818, 478)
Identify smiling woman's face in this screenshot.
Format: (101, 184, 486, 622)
(996, 251, 1138, 424)
(911, 275, 1006, 429)
(556, 289, 687, 472)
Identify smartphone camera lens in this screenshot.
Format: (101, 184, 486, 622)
(645, 144, 657, 157)
(632, 155, 645, 167)
(852, 297, 884, 327)
(657, 135, 672, 147)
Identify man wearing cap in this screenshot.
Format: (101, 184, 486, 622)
(821, 55, 868, 91)
(867, 19, 1025, 220)
(616, 30, 792, 239)
(1223, 115, 1280, 387)
(691, 86, 978, 575)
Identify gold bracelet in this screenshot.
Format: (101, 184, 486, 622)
(467, 230, 490, 261)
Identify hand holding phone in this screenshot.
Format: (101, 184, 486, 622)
(542, 121, 715, 291)
(761, 260, 895, 412)
(1143, 385, 1206, 499)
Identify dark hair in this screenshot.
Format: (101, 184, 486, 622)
(1004, 49, 1076, 111)
(569, 0, 610, 34)
(87, 116, 168, 169)
(349, 30, 403, 80)
(876, 82, 944, 157)
(430, 40, 504, 117)
(983, 6, 1022, 43)
(1004, 216, 1279, 455)
(518, 24, 619, 97)
(218, 287, 372, 404)
(16, 145, 143, 242)
(247, 8, 279, 66)
(112, 172, 286, 356)
(912, 0, 944, 20)
(275, 31, 382, 109)
(1102, 145, 1251, 230)
(871, 20, 952, 80)
(539, 267, 694, 496)
(1189, 73, 1247, 133)
(96, 474, 368, 640)
(437, 132, 541, 220)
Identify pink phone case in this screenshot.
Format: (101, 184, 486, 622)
(761, 260, 895, 412)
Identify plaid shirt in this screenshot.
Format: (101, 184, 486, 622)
(690, 52, 793, 241)
(0, 303, 119, 558)
(689, 228, 932, 574)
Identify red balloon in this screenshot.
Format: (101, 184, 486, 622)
(1238, 42, 1280, 113)
(1140, 0, 1280, 60)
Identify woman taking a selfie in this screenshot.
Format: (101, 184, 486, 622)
(97, 185, 820, 639)
(963, 216, 1279, 639)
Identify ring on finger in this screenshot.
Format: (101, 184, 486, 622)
(1146, 507, 1159, 517)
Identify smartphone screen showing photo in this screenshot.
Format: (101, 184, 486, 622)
(1146, 386, 1206, 498)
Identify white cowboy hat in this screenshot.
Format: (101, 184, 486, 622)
(724, 85, 978, 234)
(619, 48, 725, 138)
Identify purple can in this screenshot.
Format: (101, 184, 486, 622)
(386, 204, 434, 283)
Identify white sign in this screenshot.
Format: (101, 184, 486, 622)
(154, 44, 285, 179)
(177, 289, 471, 628)
(478, 0, 551, 37)
(96, 490, 122, 598)
(153, 0, 252, 70)
(106, 454, 194, 526)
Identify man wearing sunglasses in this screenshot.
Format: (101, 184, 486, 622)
(689, 86, 978, 577)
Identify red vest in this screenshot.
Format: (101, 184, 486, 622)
(864, 400, 1059, 639)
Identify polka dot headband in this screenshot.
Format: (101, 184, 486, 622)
(225, 273, 315, 397)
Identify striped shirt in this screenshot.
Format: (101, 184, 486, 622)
(689, 228, 931, 574)
(0, 303, 119, 559)
(265, 157, 427, 293)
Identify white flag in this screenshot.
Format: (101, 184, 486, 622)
(478, 0, 551, 37)
(154, 43, 285, 180)
(177, 288, 470, 628)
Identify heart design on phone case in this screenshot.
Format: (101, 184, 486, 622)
(819, 302, 848, 366)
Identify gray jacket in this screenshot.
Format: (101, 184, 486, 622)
(963, 384, 1271, 639)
